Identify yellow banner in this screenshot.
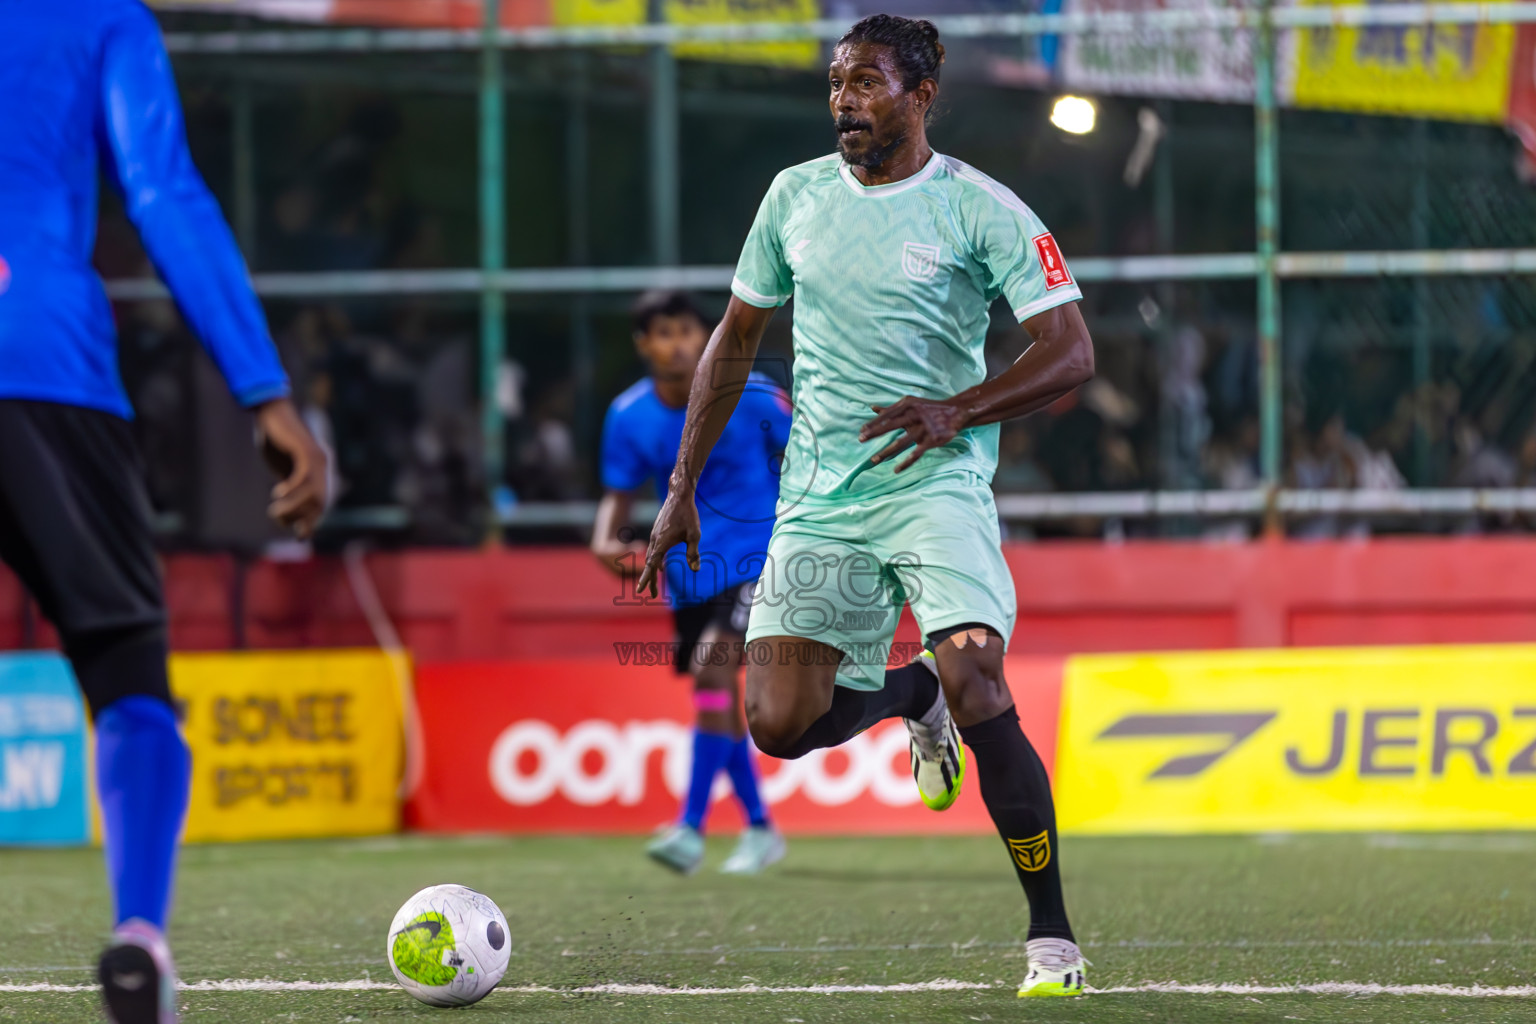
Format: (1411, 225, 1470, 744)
(1055, 645, 1536, 834)
(666, 0, 821, 69)
(171, 651, 405, 842)
(552, 0, 645, 25)
(1291, 0, 1515, 123)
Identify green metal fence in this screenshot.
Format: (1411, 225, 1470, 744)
(115, 4, 1536, 535)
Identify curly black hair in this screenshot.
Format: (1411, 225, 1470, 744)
(836, 14, 946, 93)
(631, 290, 707, 335)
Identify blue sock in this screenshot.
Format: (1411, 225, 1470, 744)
(95, 696, 191, 930)
(682, 729, 735, 832)
(725, 736, 769, 828)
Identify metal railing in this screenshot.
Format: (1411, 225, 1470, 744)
(310, 488, 1536, 535)
(119, 3, 1536, 532)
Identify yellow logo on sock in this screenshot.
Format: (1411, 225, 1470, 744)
(1007, 830, 1051, 872)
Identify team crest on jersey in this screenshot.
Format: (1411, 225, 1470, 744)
(901, 241, 941, 283)
(1008, 830, 1051, 872)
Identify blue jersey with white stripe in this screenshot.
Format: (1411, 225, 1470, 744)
(602, 372, 790, 608)
(0, 0, 289, 418)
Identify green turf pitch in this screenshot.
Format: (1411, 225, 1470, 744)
(1, 833, 1532, 1022)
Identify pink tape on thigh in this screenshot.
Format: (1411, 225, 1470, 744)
(694, 690, 734, 713)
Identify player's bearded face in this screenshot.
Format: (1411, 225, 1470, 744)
(829, 44, 916, 171)
(835, 112, 907, 169)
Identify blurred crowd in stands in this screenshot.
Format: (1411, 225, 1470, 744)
(108, 282, 1536, 547)
(97, 92, 1536, 548)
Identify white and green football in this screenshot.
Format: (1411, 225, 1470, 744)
(387, 884, 510, 1007)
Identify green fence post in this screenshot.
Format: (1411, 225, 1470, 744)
(232, 79, 257, 261)
(1411, 118, 1431, 485)
(568, 49, 597, 471)
(480, 0, 506, 534)
(647, 0, 680, 267)
(1255, 0, 1282, 528)
(648, 43, 680, 267)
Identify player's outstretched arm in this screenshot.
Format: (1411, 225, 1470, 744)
(591, 490, 647, 578)
(636, 298, 777, 597)
(101, 9, 331, 537)
(861, 302, 1094, 472)
(99, 5, 291, 411)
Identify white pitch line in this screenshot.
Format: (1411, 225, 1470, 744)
(558, 936, 1536, 956)
(11, 935, 1524, 973)
(1093, 983, 1536, 998)
(2, 979, 1535, 997)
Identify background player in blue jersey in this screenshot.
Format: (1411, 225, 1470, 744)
(592, 291, 790, 875)
(0, 3, 329, 1022)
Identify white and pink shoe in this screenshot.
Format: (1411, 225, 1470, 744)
(99, 919, 178, 1024)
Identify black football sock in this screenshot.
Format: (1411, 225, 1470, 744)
(775, 661, 938, 760)
(959, 706, 1075, 942)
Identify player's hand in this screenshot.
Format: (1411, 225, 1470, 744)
(636, 487, 701, 599)
(254, 397, 330, 539)
(860, 397, 970, 473)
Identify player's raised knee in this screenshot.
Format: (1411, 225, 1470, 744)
(933, 650, 1013, 727)
(744, 696, 810, 759)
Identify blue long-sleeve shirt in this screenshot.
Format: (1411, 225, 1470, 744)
(0, 0, 289, 418)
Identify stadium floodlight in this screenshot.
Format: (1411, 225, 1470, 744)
(1050, 95, 1096, 135)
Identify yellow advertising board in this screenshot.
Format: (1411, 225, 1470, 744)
(1291, 0, 1516, 123)
(1055, 645, 1536, 834)
(170, 650, 405, 842)
(552, 0, 646, 25)
(665, 0, 821, 69)
(552, 0, 819, 68)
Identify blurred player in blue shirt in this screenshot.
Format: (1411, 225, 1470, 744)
(0, 4, 328, 1021)
(592, 291, 790, 876)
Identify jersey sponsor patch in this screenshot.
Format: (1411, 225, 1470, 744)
(1032, 233, 1071, 290)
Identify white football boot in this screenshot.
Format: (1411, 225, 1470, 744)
(903, 651, 965, 811)
(719, 825, 787, 875)
(1017, 937, 1088, 998)
(645, 823, 705, 875)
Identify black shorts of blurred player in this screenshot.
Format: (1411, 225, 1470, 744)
(671, 580, 755, 731)
(0, 401, 172, 714)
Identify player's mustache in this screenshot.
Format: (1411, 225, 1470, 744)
(836, 115, 872, 134)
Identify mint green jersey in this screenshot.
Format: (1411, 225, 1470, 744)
(731, 151, 1082, 504)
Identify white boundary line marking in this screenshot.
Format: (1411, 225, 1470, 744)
(5, 936, 1530, 973)
(556, 937, 1536, 956)
(1093, 983, 1536, 997)
(1, 979, 1534, 997)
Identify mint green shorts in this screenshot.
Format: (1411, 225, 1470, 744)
(744, 471, 1017, 691)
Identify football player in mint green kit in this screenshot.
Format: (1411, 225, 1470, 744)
(637, 14, 1096, 998)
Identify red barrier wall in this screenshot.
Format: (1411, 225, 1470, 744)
(6, 538, 1536, 658)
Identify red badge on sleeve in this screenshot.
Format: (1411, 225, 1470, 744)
(1032, 233, 1071, 290)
